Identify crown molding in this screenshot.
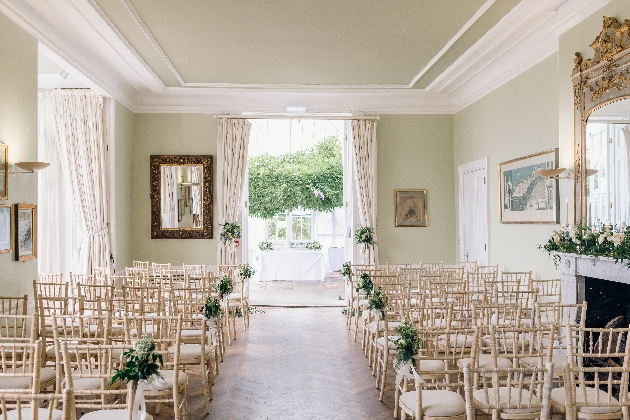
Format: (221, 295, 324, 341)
(0, 0, 616, 114)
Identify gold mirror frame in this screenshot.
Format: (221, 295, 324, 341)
(572, 16, 630, 223)
(150, 155, 213, 239)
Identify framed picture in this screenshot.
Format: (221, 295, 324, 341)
(15, 204, 36, 261)
(395, 189, 427, 227)
(0, 144, 7, 200)
(499, 149, 559, 224)
(0, 204, 12, 253)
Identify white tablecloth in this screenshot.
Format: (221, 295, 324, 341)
(258, 251, 326, 281)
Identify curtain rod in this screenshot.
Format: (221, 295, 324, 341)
(213, 114, 379, 120)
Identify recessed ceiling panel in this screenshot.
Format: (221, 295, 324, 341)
(97, 0, 491, 86)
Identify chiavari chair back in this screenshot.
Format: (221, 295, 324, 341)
(385, 262, 412, 273)
(0, 339, 44, 393)
(121, 284, 165, 316)
(37, 273, 63, 284)
(33, 280, 68, 298)
(0, 389, 74, 419)
(183, 263, 207, 277)
(152, 262, 172, 276)
(476, 264, 499, 275)
(0, 314, 38, 342)
(0, 295, 28, 316)
(458, 261, 477, 276)
(133, 260, 149, 270)
(421, 262, 443, 274)
(69, 273, 96, 289)
(500, 271, 532, 291)
(399, 267, 424, 292)
(532, 278, 561, 303)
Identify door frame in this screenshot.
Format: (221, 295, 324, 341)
(458, 157, 488, 265)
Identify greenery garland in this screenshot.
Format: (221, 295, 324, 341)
(203, 296, 222, 319)
(111, 335, 163, 390)
(216, 276, 234, 297)
(238, 263, 256, 280)
(220, 222, 241, 243)
(391, 319, 421, 369)
(356, 272, 373, 296)
(248, 136, 343, 219)
(305, 241, 322, 251)
(340, 261, 352, 279)
(539, 222, 630, 268)
(258, 241, 273, 251)
(355, 225, 375, 245)
(368, 286, 388, 318)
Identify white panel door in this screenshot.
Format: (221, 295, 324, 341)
(459, 158, 488, 265)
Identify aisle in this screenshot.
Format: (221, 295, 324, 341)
(205, 307, 394, 419)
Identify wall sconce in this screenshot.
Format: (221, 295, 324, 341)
(10, 162, 50, 177)
(534, 167, 598, 179)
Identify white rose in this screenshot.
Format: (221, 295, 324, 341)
(553, 235, 561, 244)
(598, 234, 606, 244)
(573, 238, 581, 245)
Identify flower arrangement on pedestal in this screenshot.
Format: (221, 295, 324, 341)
(356, 272, 373, 295)
(111, 335, 163, 390)
(258, 241, 273, 251)
(355, 225, 375, 245)
(220, 222, 241, 243)
(305, 241, 322, 251)
(340, 261, 352, 279)
(539, 222, 630, 267)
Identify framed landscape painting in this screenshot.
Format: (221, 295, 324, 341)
(15, 204, 36, 261)
(499, 149, 559, 224)
(0, 144, 7, 200)
(395, 189, 427, 227)
(0, 204, 12, 253)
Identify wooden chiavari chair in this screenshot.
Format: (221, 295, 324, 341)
(420, 262, 443, 275)
(0, 295, 28, 316)
(476, 264, 499, 275)
(132, 260, 149, 270)
(0, 339, 52, 393)
(458, 261, 477, 277)
(37, 273, 63, 284)
(500, 271, 532, 291)
(0, 390, 74, 419)
(532, 278, 561, 303)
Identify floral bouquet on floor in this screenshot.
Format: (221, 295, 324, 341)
(356, 272, 373, 296)
(111, 335, 163, 390)
(220, 222, 241, 243)
(538, 222, 630, 268)
(368, 286, 387, 318)
(258, 241, 273, 251)
(305, 241, 322, 251)
(355, 225, 375, 245)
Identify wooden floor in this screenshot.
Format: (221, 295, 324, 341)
(151, 307, 395, 419)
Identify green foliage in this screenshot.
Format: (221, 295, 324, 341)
(238, 263, 256, 280)
(305, 241, 322, 251)
(340, 261, 352, 279)
(355, 225, 375, 245)
(539, 223, 630, 268)
(111, 335, 163, 390)
(220, 222, 241, 243)
(368, 286, 388, 317)
(391, 319, 421, 369)
(258, 241, 273, 251)
(203, 296, 222, 319)
(234, 306, 265, 318)
(216, 276, 234, 296)
(248, 136, 343, 219)
(356, 272, 373, 296)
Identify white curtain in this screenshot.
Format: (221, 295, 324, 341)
(217, 119, 251, 266)
(351, 120, 378, 265)
(161, 166, 178, 228)
(38, 90, 111, 275)
(191, 166, 202, 226)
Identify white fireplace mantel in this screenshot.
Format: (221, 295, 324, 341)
(558, 253, 630, 305)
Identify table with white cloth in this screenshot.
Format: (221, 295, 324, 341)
(258, 251, 326, 281)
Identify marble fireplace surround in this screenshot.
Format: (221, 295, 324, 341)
(559, 253, 630, 305)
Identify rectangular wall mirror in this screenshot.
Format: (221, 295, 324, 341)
(150, 155, 213, 239)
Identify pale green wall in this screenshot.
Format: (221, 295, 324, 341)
(377, 115, 456, 264)
(0, 14, 38, 295)
(131, 114, 218, 265)
(113, 102, 134, 271)
(454, 54, 560, 278)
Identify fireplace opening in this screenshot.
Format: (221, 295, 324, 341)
(585, 277, 630, 328)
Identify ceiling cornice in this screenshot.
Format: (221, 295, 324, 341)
(0, 0, 615, 114)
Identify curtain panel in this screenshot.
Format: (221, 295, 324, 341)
(351, 120, 378, 265)
(217, 118, 251, 266)
(38, 90, 111, 275)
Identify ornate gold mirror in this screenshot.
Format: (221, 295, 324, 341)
(150, 155, 213, 239)
(573, 17, 630, 224)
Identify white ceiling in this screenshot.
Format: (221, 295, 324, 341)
(0, 0, 614, 113)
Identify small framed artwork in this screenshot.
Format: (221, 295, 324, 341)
(499, 149, 559, 224)
(0, 204, 12, 253)
(15, 203, 36, 261)
(0, 144, 7, 200)
(395, 189, 427, 227)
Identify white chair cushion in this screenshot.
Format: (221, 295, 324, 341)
(473, 387, 541, 414)
(551, 387, 620, 414)
(376, 336, 399, 350)
(40, 367, 56, 386)
(181, 329, 202, 338)
(415, 359, 447, 372)
(458, 354, 512, 370)
(157, 370, 188, 389)
(80, 409, 153, 419)
(6, 408, 64, 420)
(168, 344, 213, 360)
(520, 354, 564, 374)
(399, 390, 466, 417)
(0, 368, 56, 390)
(227, 293, 241, 301)
(438, 334, 474, 348)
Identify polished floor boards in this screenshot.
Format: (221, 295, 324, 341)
(156, 307, 395, 419)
